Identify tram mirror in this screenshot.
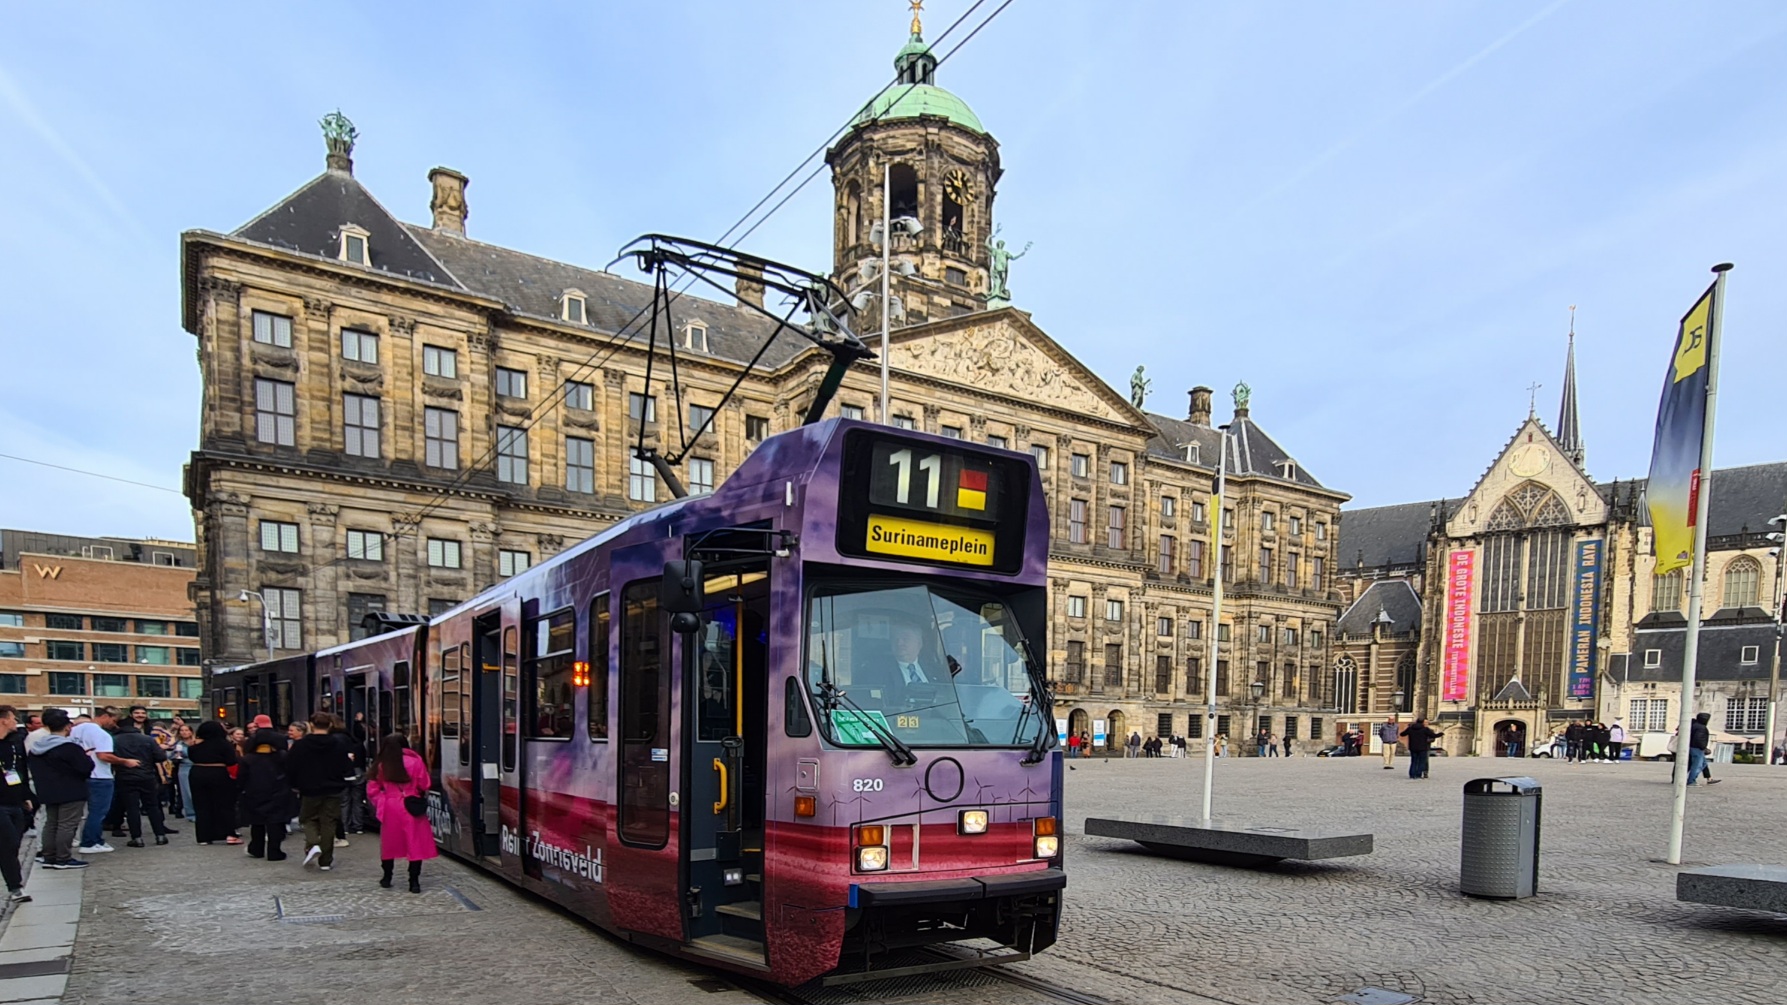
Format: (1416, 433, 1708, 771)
(661, 560, 706, 615)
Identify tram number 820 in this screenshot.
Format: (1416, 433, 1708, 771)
(852, 778, 885, 792)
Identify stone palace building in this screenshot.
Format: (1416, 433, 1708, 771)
(182, 18, 1352, 749)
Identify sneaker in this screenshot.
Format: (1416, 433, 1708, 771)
(56, 860, 90, 870)
(333, 838, 349, 848)
(319, 865, 332, 871)
(8, 890, 30, 904)
(304, 845, 321, 868)
(78, 844, 114, 854)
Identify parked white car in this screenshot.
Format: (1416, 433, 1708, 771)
(1529, 734, 1568, 758)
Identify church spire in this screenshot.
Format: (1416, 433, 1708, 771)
(1556, 306, 1585, 470)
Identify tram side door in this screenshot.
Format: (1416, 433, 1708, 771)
(468, 598, 518, 860)
(682, 563, 771, 956)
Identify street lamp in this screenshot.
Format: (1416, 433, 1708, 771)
(1765, 514, 1786, 765)
(238, 590, 274, 662)
(1249, 678, 1266, 755)
(1393, 688, 1407, 715)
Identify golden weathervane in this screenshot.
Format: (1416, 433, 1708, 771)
(910, 0, 924, 36)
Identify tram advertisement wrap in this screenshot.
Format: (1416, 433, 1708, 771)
(864, 514, 995, 566)
(1441, 550, 1475, 702)
(1568, 539, 1602, 700)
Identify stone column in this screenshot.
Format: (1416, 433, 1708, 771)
(307, 503, 341, 648)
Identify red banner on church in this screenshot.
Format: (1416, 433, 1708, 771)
(1442, 550, 1475, 702)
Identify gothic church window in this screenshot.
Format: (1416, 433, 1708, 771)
(1652, 570, 1683, 613)
(1722, 556, 1762, 608)
(1332, 656, 1358, 714)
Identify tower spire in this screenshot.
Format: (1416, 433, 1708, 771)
(909, 0, 924, 37)
(1557, 305, 1585, 469)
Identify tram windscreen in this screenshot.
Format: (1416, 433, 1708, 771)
(806, 583, 1046, 748)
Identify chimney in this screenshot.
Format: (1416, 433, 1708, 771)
(736, 261, 765, 310)
(1187, 386, 1213, 426)
(429, 167, 469, 236)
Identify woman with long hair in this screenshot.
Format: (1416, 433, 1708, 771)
(366, 734, 436, 892)
(188, 720, 242, 845)
(170, 723, 198, 821)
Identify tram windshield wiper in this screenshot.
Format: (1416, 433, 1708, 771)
(1015, 637, 1055, 766)
(817, 680, 917, 766)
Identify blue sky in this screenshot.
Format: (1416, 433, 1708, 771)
(3, 1, 1785, 542)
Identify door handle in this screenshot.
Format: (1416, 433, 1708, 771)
(712, 758, 729, 814)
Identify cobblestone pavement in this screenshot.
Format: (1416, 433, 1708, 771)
(34, 756, 1787, 1005)
(1016, 753, 1787, 1005)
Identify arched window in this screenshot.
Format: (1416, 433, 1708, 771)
(843, 181, 862, 250)
(1721, 556, 1762, 608)
(1332, 655, 1359, 715)
(1651, 569, 1683, 613)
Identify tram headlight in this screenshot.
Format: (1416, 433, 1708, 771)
(1033, 816, 1059, 859)
(854, 824, 889, 872)
(958, 810, 989, 835)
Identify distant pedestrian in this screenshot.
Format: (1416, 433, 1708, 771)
(27, 709, 92, 871)
(1564, 721, 1582, 762)
(1378, 717, 1400, 770)
(1215, 734, 1228, 758)
(1127, 731, 1141, 759)
(188, 720, 243, 845)
(287, 712, 354, 870)
(1607, 720, 1626, 762)
(237, 727, 290, 861)
(170, 723, 197, 820)
(1067, 732, 1081, 759)
(0, 706, 34, 900)
(1282, 733, 1293, 757)
(367, 734, 437, 893)
(1401, 718, 1440, 780)
(1686, 712, 1718, 785)
(111, 719, 174, 847)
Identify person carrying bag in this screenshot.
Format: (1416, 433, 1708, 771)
(366, 734, 438, 893)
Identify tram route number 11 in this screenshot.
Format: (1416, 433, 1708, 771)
(888, 448, 942, 509)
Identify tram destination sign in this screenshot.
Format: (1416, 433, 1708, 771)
(835, 429, 1029, 574)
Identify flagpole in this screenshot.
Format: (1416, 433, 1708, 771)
(879, 164, 892, 424)
(1201, 425, 1229, 822)
(1666, 262, 1732, 866)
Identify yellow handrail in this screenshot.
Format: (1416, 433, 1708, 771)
(712, 758, 729, 814)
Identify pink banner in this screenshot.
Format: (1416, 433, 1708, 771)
(1442, 550, 1475, 702)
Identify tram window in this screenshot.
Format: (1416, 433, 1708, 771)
(502, 626, 519, 770)
(440, 647, 461, 738)
(588, 594, 610, 741)
(525, 608, 576, 740)
(696, 609, 737, 742)
(393, 661, 412, 734)
(618, 581, 668, 847)
(459, 642, 471, 765)
(784, 676, 812, 737)
(274, 680, 293, 728)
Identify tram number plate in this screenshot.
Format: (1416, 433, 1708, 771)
(852, 778, 884, 792)
(895, 715, 920, 729)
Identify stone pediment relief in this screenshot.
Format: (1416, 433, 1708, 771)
(421, 379, 462, 401)
(1446, 420, 1605, 538)
(564, 410, 600, 431)
(495, 398, 531, 419)
(888, 322, 1125, 421)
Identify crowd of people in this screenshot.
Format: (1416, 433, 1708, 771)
(1560, 719, 1627, 763)
(0, 703, 437, 903)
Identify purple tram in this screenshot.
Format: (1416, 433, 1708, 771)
(222, 418, 1063, 985)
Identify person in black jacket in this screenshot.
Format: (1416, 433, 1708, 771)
(112, 720, 174, 846)
(237, 728, 290, 861)
(1401, 718, 1441, 780)
(27, 709, 93, 870)
(187, 720, 241, 845)
(286, 712, 354, 869)
(0, 706, 33, 901)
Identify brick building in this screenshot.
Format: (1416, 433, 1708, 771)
(0, 529, 203, 716)
(182, 18, 1349, 749)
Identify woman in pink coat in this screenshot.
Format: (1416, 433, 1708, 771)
(366, 735, 437, 893)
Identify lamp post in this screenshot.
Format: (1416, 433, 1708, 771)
(1249, 677, 1266, 756)
(238, 590, 273, 663)
(1764, 512, 1786, 765)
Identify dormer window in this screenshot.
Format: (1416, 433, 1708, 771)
(561, 289, 586, 324)
(339, 224, 370, 265)
(684, 321, 708, 353)
(1276, 459, 1299, 480)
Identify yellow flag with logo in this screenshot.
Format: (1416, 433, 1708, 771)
(1645, 283, 1716, 573)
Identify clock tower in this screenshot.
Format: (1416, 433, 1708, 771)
(827, 6, 1003, 326)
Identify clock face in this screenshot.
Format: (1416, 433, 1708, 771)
(944, 168, 975, 204)
(1508, 444, 1550, 478)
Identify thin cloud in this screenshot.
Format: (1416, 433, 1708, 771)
(0, 61, 149, 244)
(1238, 0, 1572, 216)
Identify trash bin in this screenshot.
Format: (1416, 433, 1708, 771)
(1460, 776, 1541, 899)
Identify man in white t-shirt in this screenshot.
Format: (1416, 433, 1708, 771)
(69, 708, 138, 855)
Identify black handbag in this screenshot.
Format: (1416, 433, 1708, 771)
(403, 794, 427, 817)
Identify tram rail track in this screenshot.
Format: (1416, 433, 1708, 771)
(737, 948, 1115, 1005)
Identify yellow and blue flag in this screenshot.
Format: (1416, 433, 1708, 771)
(1646, 282, 1716, 574)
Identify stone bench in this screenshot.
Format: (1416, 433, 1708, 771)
(1084, 816, 1373, 867)
(1676, 865, 1787, 914)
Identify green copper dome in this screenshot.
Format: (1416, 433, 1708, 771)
(852, 31, 985, 135)
(853, 84, 984, 134)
